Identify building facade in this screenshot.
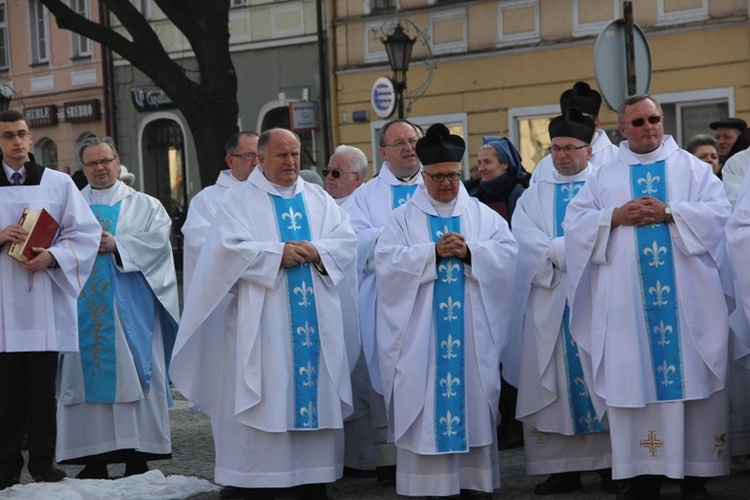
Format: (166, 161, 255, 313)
(111, 0, 328, 214)
(0, 0, 108, 174)
(331, 0, 748, 177)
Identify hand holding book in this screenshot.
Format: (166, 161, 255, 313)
(6, 208, 61, 265)
(0, 224, 28, 247)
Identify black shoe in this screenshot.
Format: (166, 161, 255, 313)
(124, 459, 149, 477)
(375, 465, 396, 486)
(0, 476, 20, 490)
(617, 477, 661, 499)
(76, 463, 109, 480)
(533, 472, 582, 495)
(32, 465, 67, 483)
(294, 483, 328, 500)
(680, 477, 711, 500)
(460, 490, 493, 499)
(598, 468, 618, 494)
(220, 485, 245, 499)
(239, 488, 276, 500)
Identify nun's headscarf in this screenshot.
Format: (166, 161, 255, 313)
(481, 136, 530, 186)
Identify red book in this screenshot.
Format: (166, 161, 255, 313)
(7, 208, 61, 263)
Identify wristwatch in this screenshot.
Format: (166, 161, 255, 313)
(664, 205, 674, 224)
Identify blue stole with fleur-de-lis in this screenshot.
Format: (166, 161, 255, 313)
(555, 183, 605, 433)
(270, 192, 321, 429)
(78, 203, 121, 402)
(629, 161, 684, 400)
(391, 184, 418, 209)
(428, 215, 468, 453)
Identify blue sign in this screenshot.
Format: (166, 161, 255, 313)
(371, 77, 396, 119)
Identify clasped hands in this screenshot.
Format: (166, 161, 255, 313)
(281, 240, 320, 268)
(612, 196, 668, 228)
(436, 232, 468, 260)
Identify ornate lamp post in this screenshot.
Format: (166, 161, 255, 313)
(382, 23, 416, 119)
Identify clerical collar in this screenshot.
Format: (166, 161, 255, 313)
(427, 193, 457, 218)
(630, 142, 664, 164)
(271, 181, 296, 199)
(89, 182, 119, 205)
(394, 168, 421, 185)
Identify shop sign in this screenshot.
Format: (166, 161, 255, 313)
(131, 86, 176, 112)
(64, 99, 101, 123)
(25, 105, 58, 127)
(289, 101, 318, 131)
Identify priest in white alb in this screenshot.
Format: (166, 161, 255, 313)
(376, 123, 518, 499)
(513, 109, 612, 496)
(564, 94, 732, 500)
(57, 137, 180, 479)
(170, 128, 357, 500)
(348, 118, 424, 483)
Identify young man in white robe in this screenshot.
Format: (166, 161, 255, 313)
(170, 128, 358, 500)
(323, 145, 377, 475)
(564, 94, 733, 500)
(348, 119, 423, 484)
(530, 82, 617, 185)
(375, 123, 518, 499)
(57, 136, 180, 479)
(0, 109, 100, 489)
(513, 109, 612, 495)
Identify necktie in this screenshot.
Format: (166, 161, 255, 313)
(10, 172, 21, 186)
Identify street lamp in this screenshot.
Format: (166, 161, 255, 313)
(382, 23, 416, 119)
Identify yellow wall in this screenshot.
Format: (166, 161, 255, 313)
(332, 1, 750, 176)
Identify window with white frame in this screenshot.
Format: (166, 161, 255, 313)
(230, 0, 248, 7)
(573, 0, 619, 38)
(656, 0, 708, 26)
(429, 8, 467, 55)
(655, 88, 733, 147)
(497, 0, 539, 47)
(0, 5, 8, 70)
(370, 113, 469, 178)
(508, 104, 558, 172)
(30, 0, 50, 64)
(71, 0, 92, 58)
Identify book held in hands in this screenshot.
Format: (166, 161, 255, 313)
(7, 208, 60, 263)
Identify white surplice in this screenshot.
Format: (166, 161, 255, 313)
(179, 170, 242, 415)
(530, 129, 618, 185)
(512, 164, 611, 475)
(724, 168, 750, 455)
(349, 163, 423, 470)
(0, 169, 100, 352)
(170, 168, 357, 488)
(375, 184, 517, 496)
(335, 188, 375, 470)
(57, 181, 180, 462)
(350, 163, 423, 392)
(722, 147, 750, 208)
(564, 136, 732, 479)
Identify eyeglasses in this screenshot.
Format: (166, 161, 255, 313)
(626, 115, 662, 128)
(322, 169, 358, 179)
(83, 157, 118, 169)
(548, 144, 589, 154)
(423, 172, 461, 183)
(383, 138, 419, 149)
(229, 152, 257, 161)
(1, 130, 29, 141)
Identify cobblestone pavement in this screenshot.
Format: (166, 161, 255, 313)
(31, 395, 748, 499)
